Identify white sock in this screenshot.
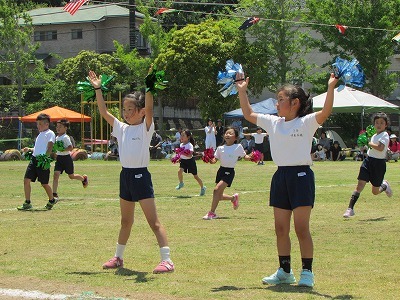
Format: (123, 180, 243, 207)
(160, 246, 172, 263)
(115, 243, 126, 259)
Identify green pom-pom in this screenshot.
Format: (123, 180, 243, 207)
(145, 67, 168, 95)
(36, 154, 54, 170)
(77, 74, 115, 101)
(53, 140, 65, 152)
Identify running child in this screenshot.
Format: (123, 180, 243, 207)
(202, 126, 251, 220)
(343, 112, 392, 218)
(18, 113, 56, 210)
(52, 118, 88, 200)
(175, 129, 206, 196)
(88, 69, 174, 274)
(236, 70, 338, 287)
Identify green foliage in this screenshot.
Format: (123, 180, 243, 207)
(0, 0, 40, 114)
(238, 0, 317, 95)
(306, 0, 400, 97)
(155, 18, 248, 120)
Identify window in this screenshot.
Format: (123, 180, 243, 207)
(34, 31, 57, 41)
(71, 29, 83, 39)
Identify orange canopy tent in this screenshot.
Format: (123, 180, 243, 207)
(20, 106, 91, 122)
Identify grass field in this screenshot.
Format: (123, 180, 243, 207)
(0, 159, 399, 299)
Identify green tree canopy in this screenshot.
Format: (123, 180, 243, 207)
(306, 0, 400, 98)
(154, 18, 248, 120)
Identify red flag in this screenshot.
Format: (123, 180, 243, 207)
(155, 7, 177, 16)
(335, 24, 348, 35)
(63, 0, 88, 15)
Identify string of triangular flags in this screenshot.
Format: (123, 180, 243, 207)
(62, 0, 400, 43)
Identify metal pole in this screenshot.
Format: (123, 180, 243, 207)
(129, 0, 136, 51)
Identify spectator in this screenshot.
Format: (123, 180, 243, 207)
(172, 127, 182, 149)
(318, 131, 331, 159)
(231, 118, 244, 140)
(240, 134, 255, 154)
(215, 119, 224, 147)
(312, 144, 326, 161)
(330, 141, 346, 161)
(162, 137, 173, 154)
(204, 119, 216, 150)
(108, 135, 118, 156)
(150, 131, 163, 159)
(387, 134, 400, 162)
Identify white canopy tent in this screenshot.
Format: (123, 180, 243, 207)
(313, 86, 399, 129)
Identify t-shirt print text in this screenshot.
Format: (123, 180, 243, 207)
(131, 137, 141, 141)
(290, 129, 303, 138)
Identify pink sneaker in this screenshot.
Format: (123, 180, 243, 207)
(153, 260, 174, 274)
(232, 193, 239, 210)
(102, 256, 123, 269)
(202, 211, 218, 220)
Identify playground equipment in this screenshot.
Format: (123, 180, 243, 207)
(80, 92, 122, 153)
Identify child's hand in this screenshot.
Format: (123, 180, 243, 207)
(328, 73, 339, 88)
(88, 70, 101, 89)
(22, 147, 28, 153)
(235, 72, 249, 92)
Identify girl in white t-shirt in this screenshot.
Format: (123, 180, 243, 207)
(202, 127, 252, 220)
(175, 129, 206, 196)
(343, 112, 392, 218)
(252, 127, 268, 165)
(236, 70, 338, 288)
(204, 119, 217, 149)
(88, 70, 174, 274)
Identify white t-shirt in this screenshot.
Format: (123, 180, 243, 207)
(33, 129, 56, 157)
(257, 113, 320, 166)
(179, 142, 193, 159)
(214, 143, 246, 168)
(368, 131, 389, 159)
(112, 118, 154, 168)
(252, 132, 267, 144)
(56, 133, 72, 156)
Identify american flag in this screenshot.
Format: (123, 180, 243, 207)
(63, 0, 88, 16)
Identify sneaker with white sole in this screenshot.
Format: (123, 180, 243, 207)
(175, 182, 184, 190)
(200, 186, 206, 196)
(202, 211, 218, 220)
(298, 269, 314, 287)
(262, 268, 296, 285)
(232, 193, 239, 210)
(343, 208, 355, 218)
(383, 180, 392, 197)
(153, 260, 174, 274)
(17, 202, 32, 211)
(102, 256, 123, 269)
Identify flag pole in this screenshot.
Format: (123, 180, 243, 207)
(129, 0, 136, 51)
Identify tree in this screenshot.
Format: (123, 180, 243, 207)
(238, 0, 316, 95)
(0, 0, 40, 115)
(154, 18, 249, 120)
(306, 0, 400, 98)
(39, 50, 125, 113)
(138, 0, 238, 31)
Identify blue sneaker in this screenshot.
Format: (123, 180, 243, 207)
(298, 269, 314, 287)
(200, 186, 206, 196)
(175, 182, 184, 190)
(262, 268, 296, 285)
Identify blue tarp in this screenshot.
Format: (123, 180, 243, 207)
(223, 98, 277, 119)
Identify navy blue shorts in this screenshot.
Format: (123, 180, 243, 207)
(179, 157, 198, 175)
(24, 156, 50, 184)
(119, 167, 154, 202)
(357, 156, 386, 187)
(270, 166, 315, 210)
(54, 155, 74, 175)
(215, 167, 235, 187)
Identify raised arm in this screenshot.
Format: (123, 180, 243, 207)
(315, 73, 339, 125)
(145, 91, 154, 131)
(235, 74, 258, 125)
(88, 71, 115, 126)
